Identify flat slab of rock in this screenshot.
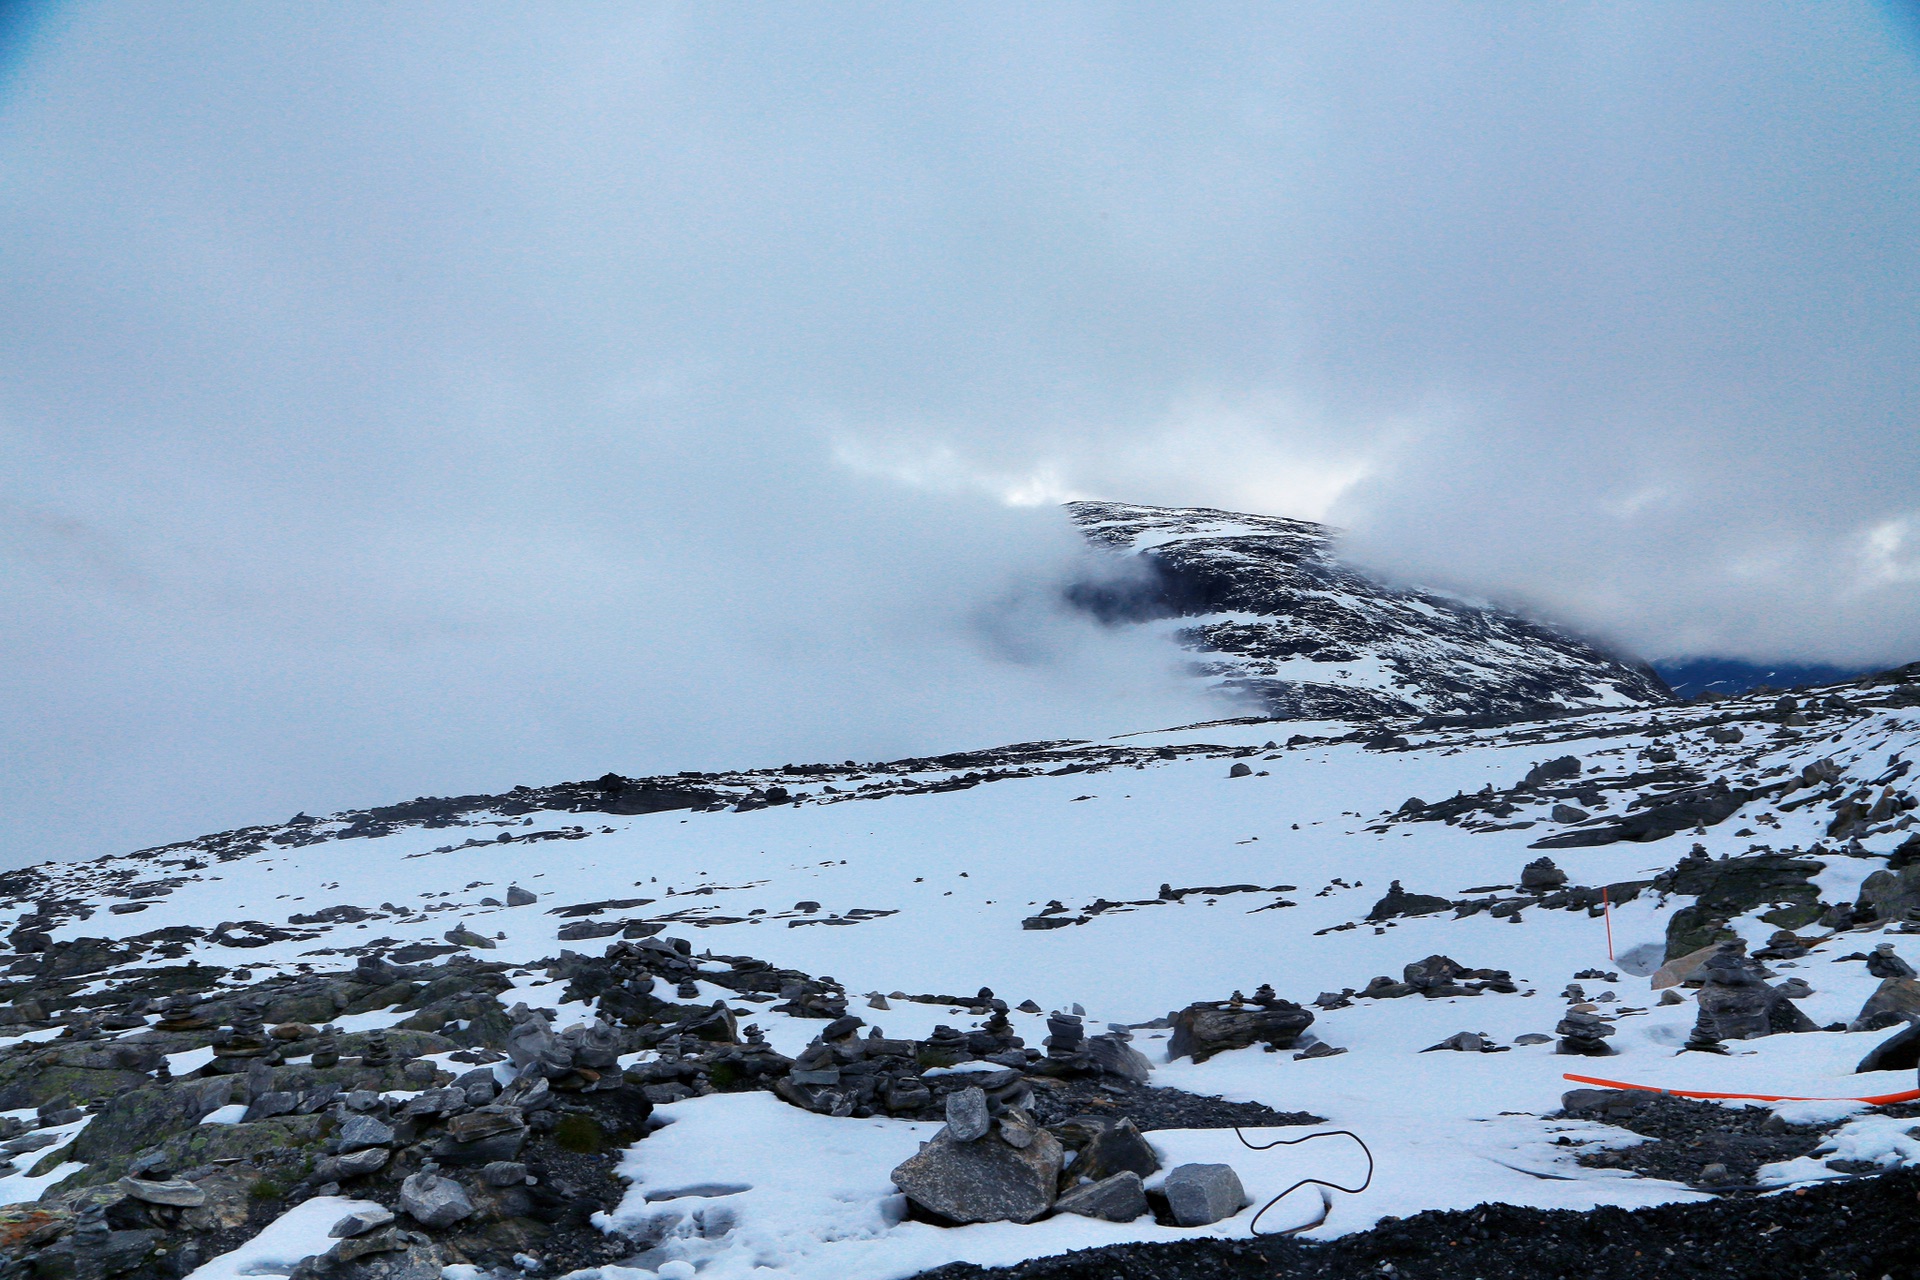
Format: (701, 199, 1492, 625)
(115, 1176, 206, 1207)
(891, 1127, 1062, 1224)
(1056, 1170, 1147, 1222)
(1163, 1162, 1246, 1226)
(329, 1205, 396, 1238)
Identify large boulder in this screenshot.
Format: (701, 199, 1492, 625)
(1532, 780, 1752, 849)
(1651, 853, 1827, 959)
(890, 1125, 1063, 1224)
(399, 1167, 475, 1228)
(1855, 1021, 1920, 1074)
(71, 1078, 235, 1162)
(1850, 977, 1920, 1032)
(1520, 857, 1568, 890)
(1162, 1163, 1247, 1226)
(1073, 1117, 1159, 1183)
(1857, 864, 1920, 925)
(1167, 998, 1313, 1062)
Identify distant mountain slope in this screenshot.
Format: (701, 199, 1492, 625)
(1066, 500, 1671, 721)
(1653, 658, 1873, 701)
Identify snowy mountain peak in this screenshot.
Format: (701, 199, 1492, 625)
(1066, 499, 1671, 721)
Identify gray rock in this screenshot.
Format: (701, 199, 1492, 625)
(329, 1205, 396, 1238)
(1550, 805, 1590, 824)
(1167, 998, 1313, 1062)
(1229, 762, 1253, 778)
(443, 925, 496, 950)
(317, 1146, 391, 1180)
(1085, 1033, 1153, 1083)
(1690, 948, 1816, 1040)
(115, 1176, 207, 1207)
(244, 1090, 297, 1122)
(996, 1115, 1038, 1149)
(327, 1227, 406, 1264)
(338, 1113, 396, 1151)
(398, 1087, 467, 1118)
(506, 886, 537, 907)
(890, 1125, 1063, 1224)
(1422, 1031, 1491, 1053)
(71, 1077, 234, 1162)
(1077, 1117, 1159, 1181)
(1868, 944, 1917, 980)
(1055, 1170, 1148, 1222)
(505, 1008, 558, 1069)
(945, 1086, 990, 1142)
(481, 1160, 528, 1187)
(1852, 977, 1920, 1031)
(1520, 857, 1568, 890)
(1162, 1162, 1247, 1226)
(1855, 1020, 1920, 1074)
(399, 1167, 475, 1228)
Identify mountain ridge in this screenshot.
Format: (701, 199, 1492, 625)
(1065, 500, 1671, 721)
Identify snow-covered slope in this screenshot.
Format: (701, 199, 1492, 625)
(1066, 500, 1672, 720)
(6, 665, 1920, 1280)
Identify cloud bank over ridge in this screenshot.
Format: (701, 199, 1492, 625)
(2, 4, 1918, 861)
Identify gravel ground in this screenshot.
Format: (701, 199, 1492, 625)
(1026, 1077, 1321, 1131)
(916, 1166, 1920, 1280)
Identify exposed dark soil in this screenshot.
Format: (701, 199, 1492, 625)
(1559, 1091, 1825, 1187)
(916, 1167, 1920, 1280)
(1555, 1090, 1920, 1189)
(1026, 1076, 1321, 1132)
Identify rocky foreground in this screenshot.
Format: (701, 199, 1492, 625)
(3, 664, 1920, 1278)
(920, 1165, 1920, 1280)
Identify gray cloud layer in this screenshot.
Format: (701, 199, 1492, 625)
(2, 4, 1917, 863)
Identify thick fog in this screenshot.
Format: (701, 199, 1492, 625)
(3, 4, 1918, 863)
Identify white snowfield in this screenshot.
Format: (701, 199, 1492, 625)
(7, 689, 1920, 1279)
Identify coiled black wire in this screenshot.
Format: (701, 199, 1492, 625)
(1231, 1127, 1375, 1236)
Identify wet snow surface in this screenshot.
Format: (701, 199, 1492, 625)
(6, 670, 1920, 1279)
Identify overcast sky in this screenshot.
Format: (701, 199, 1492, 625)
(3, 3, 1918, 865)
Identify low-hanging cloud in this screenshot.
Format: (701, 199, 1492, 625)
(2, 3, 1918, 863)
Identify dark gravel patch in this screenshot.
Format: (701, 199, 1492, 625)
(1558, 1091, 1827, 1187)
(915, 1167, 1920, 1280)
(1027, 1076, 1321, 1131)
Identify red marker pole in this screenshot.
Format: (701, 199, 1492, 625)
(1602, 885, 1614, 962)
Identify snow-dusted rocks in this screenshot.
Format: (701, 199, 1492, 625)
(1066, 500, 1671, 720)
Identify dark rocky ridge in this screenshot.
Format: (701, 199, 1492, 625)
(1066, 501, 1673, 720)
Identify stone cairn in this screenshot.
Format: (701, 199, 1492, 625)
(1554, 1008, 1616, 1056)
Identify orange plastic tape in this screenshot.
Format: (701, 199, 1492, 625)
(1563, 1072, 1920, 1106)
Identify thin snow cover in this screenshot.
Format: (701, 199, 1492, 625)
(201, 1103, 250, 1125)
(183, 1196, 381, 1280)
(1760, 1112, 1920, 1185)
